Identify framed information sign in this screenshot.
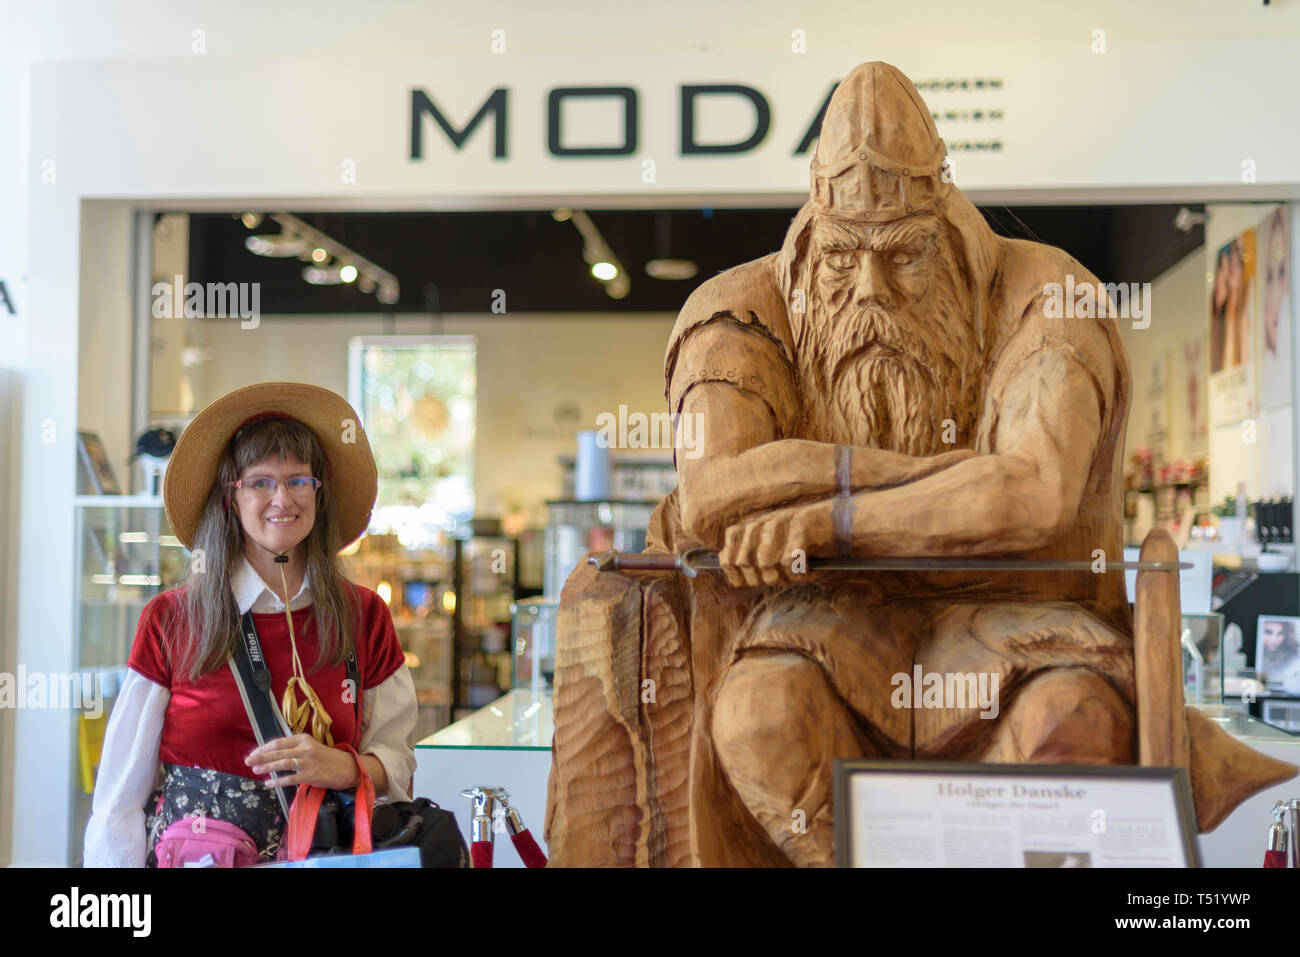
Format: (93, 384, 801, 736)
(835, 761, 1200, 868)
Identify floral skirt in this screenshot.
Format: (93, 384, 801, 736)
(144, 764, 286, 866)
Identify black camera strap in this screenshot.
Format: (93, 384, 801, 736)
(228, 610, 360, 822)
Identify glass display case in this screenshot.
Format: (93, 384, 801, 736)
(451, 535, 518, 720)
(75, 496, 189, 669)
(343, 532, 455, 741)
(559, 455, 677, 501)
(511, 598, 558, 695)
(1181, 612, 1225, 704)
(72, 495, 189, 864)
(544, 499, 658, 599)
(412, 688, 553, 866)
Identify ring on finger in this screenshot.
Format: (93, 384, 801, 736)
(293, 757, 300, 770)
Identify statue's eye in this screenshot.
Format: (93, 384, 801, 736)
(892, 252, 913, 266)
(826, 251, 856, 270)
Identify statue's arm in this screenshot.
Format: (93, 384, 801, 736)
(677, 380, 974, 549)
(714, 345, 1105, 585)
(842, 345, 1102, 555)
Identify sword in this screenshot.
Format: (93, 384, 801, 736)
(588, 547, 1192, 578)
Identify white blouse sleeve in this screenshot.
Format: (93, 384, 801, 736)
(360, 666, 418, 803)
(83, 668, 168, 867)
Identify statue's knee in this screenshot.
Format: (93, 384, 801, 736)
(1003, 668, 1134, 763)
(714, 654, 827, 762)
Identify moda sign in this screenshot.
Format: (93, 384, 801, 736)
(409, 83, 847, 160)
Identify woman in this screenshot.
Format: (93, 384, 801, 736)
(84, 382, 418, 866)
(1260, 619, 1300, 689)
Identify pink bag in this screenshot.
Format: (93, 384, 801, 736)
(154, 816, 259, 868)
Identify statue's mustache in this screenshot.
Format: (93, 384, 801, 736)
(826, 304, 918, 376)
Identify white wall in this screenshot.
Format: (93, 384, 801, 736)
(1120, 246, 1211, 468)
(189, 313, 677, 522)
(0, 369, 20, 869)
(77, 202, 136, 491)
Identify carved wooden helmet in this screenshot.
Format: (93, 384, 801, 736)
(810, 61, 950, 224)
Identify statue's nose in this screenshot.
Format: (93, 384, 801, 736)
(853, 251, 891, 307)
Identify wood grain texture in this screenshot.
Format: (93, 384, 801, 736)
(1134, 529, 1189, 768)
(544, 60, 1297, 866)
(544, 560, 644, 866)
(1187, 705, 1298, 832)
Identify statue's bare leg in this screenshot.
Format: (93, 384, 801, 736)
(982, 667, 1134, 764)
(713, 652, 876, 867)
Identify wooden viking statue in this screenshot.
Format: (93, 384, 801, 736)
(544, 60, 1296, 867)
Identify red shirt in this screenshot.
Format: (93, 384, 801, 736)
(128, 585, 404, 779)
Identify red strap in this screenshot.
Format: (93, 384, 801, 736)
(284, 745, 375, 861)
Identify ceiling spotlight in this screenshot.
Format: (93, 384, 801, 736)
(552, 208, 573, 222)
(646, 258, 698, 280)
(246, 232, 307, 257)
(562, 210, 630, 300)
(376, 281, 400, 305)
(302, 264, 347, 285)
(311, 247, 329, 263)
(240, 212, 263, 229)
(358, 276, 377, 294)
(339, 264, 358, 283)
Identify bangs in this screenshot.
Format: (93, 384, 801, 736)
(231, 417, 326, 476)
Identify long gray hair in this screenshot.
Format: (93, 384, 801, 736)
(170, 417, 359, 682)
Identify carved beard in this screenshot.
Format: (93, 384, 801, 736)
(801, 253, 979, 456)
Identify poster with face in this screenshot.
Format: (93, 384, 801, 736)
(1257, 616, 1300, 691)
(1209, 227, 1257, 425)
(1258, 206, 1292, 411)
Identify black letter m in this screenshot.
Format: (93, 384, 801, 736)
(410, 88, 508, 159)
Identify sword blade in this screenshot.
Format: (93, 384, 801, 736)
(589, 550, 1191, 574)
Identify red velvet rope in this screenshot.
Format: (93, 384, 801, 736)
(509, 829, 548, 868)
(471, 841, 494, 869)
(1264, 850, 1289, 868)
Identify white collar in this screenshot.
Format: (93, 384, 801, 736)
(233, 554, 313, 615)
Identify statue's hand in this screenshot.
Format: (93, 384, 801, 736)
(719, 500, 833, 587)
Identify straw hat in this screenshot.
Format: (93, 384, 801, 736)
(163, 382, 377, 551)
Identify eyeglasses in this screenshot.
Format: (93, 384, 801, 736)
(228, 475, 322, 498)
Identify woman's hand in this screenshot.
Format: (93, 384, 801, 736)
(245, 734, 359, 791)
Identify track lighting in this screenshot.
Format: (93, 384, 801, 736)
(559, 209, 630, 300)
(242, 212, 401, 305)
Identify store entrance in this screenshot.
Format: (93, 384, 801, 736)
(68, 198, 1296, 865)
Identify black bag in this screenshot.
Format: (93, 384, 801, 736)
(371, 798, 470, 868)
(231, 611, 469, 868)
(308, 794, 469, 868)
